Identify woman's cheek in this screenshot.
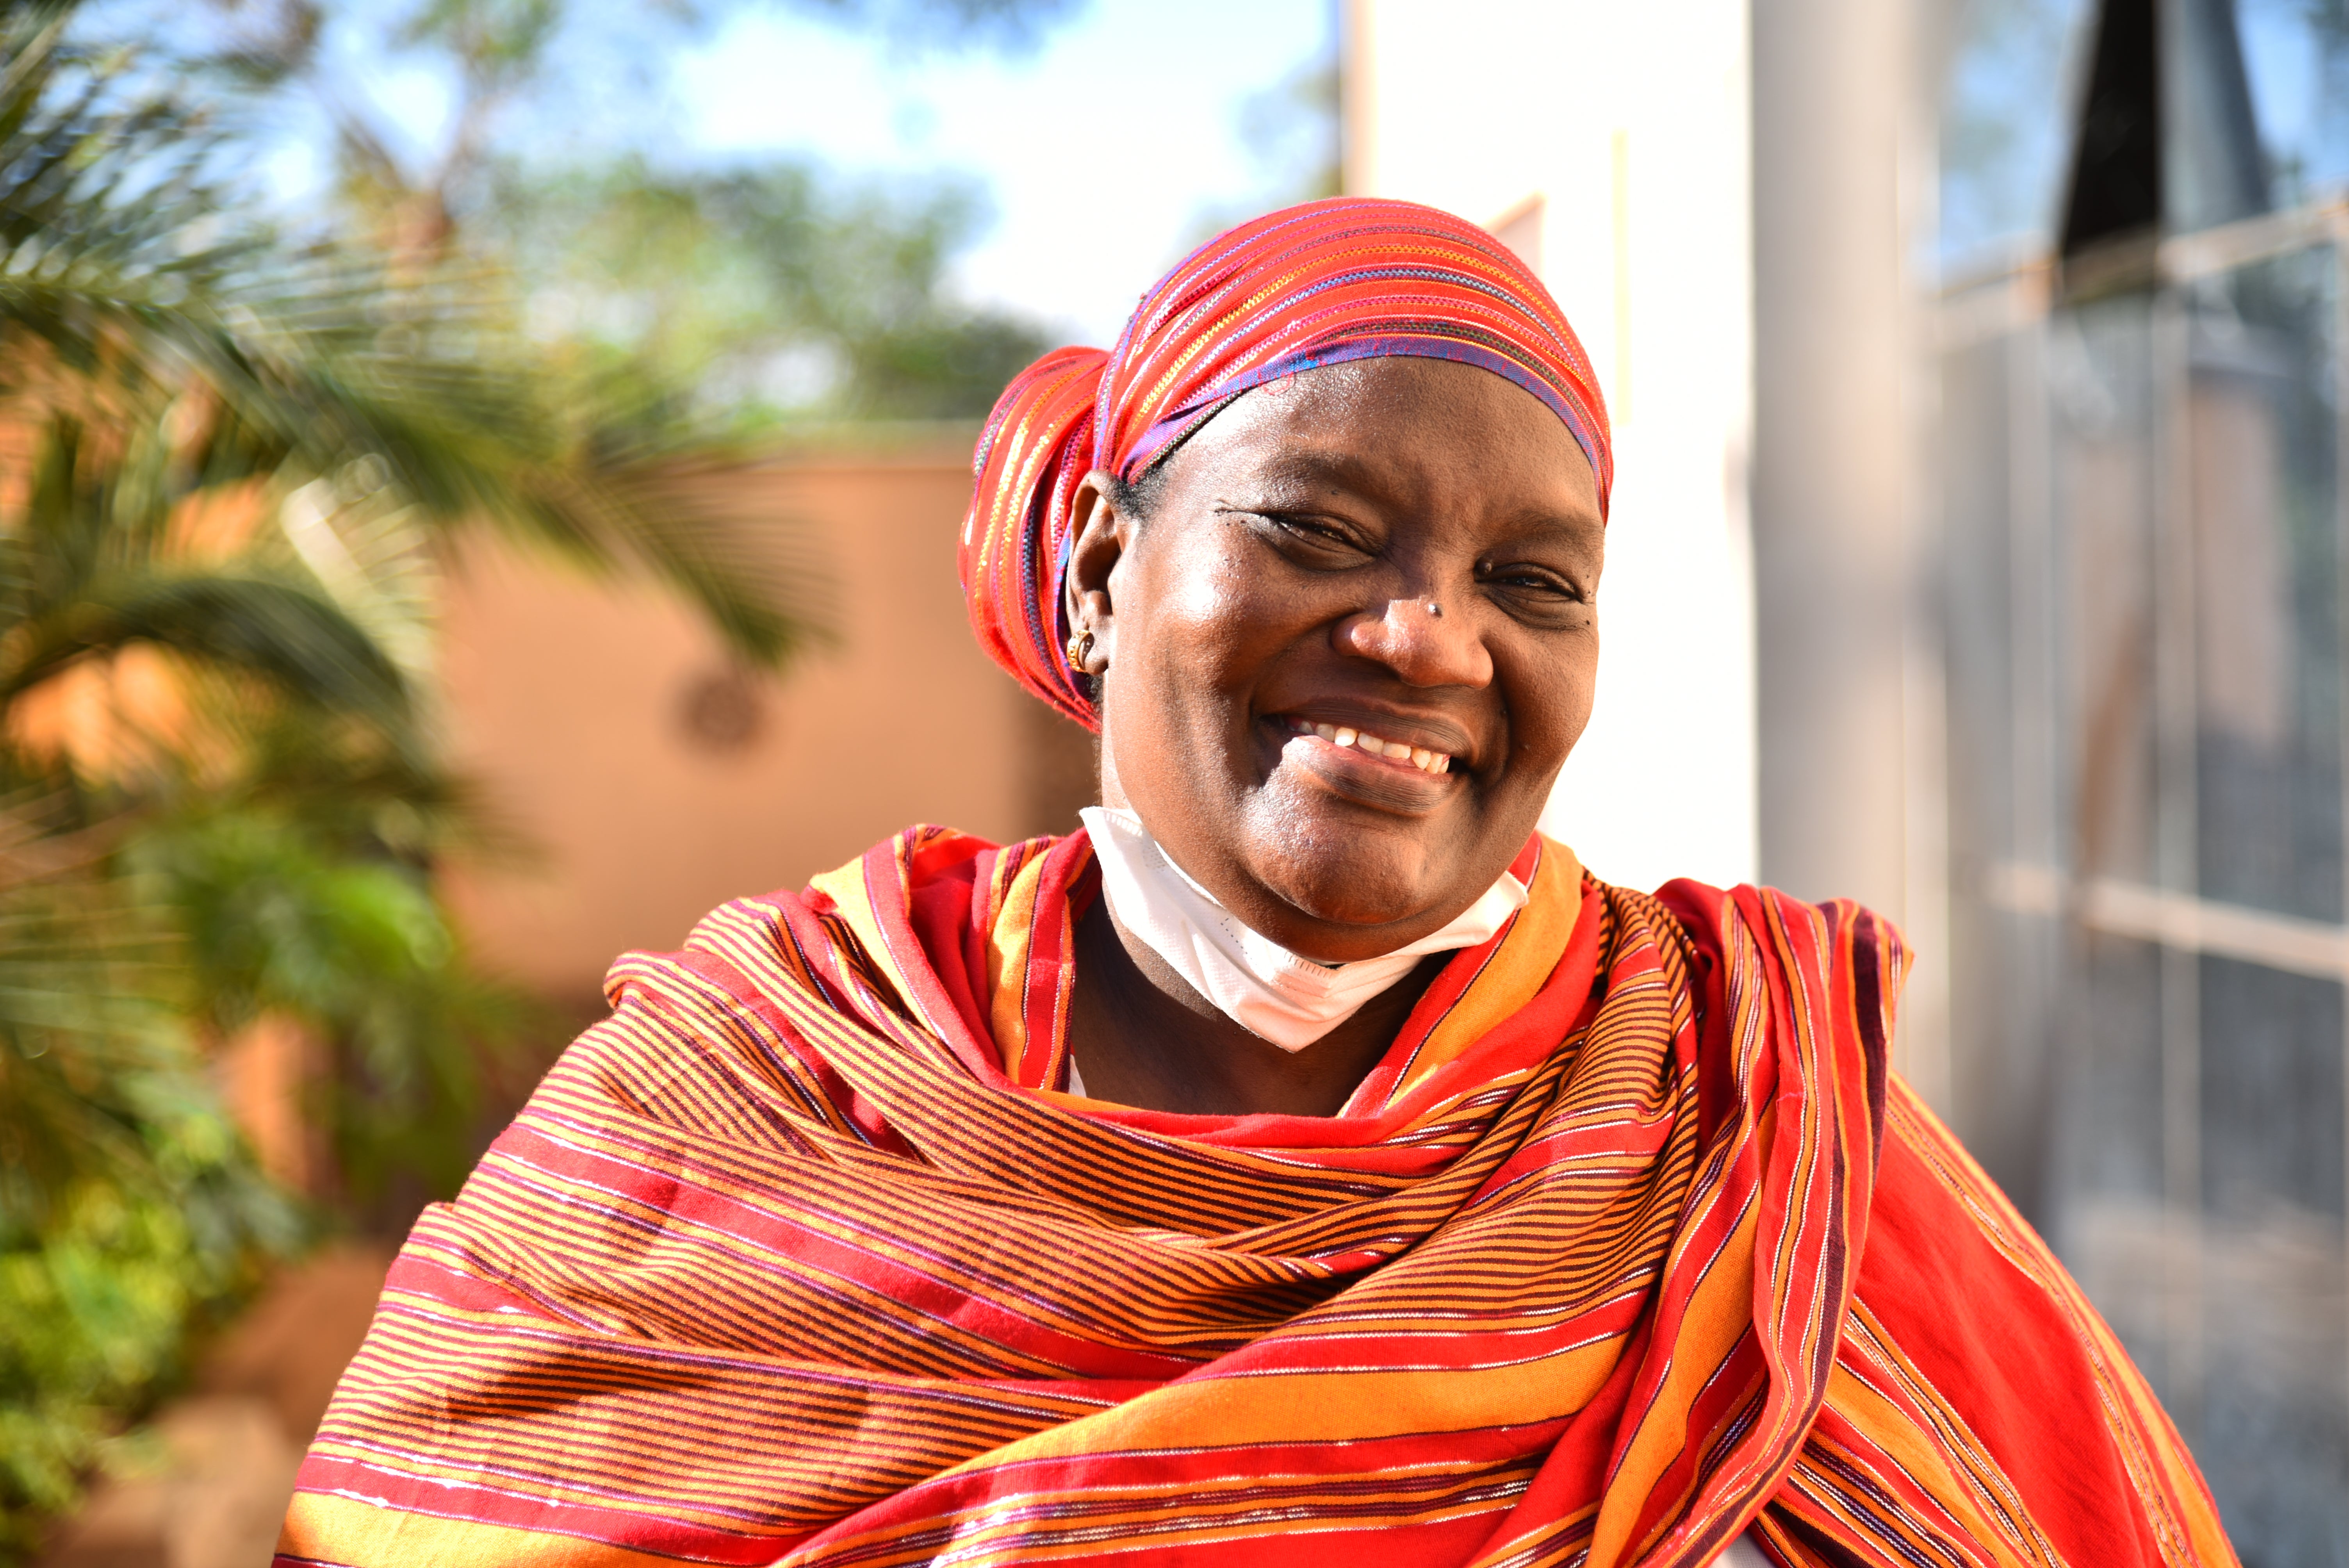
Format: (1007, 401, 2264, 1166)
(1507, 640, 1596, 771)
(1550, 650, 1600, 761)
(1184, 538, 1294, 650)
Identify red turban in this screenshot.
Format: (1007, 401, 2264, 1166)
(959, 196, 1613, 732)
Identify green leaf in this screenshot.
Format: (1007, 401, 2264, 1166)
(2, 568, 415, 734)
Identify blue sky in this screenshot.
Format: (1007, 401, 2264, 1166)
(669, 2, 1331, 343)
(287, 0, 1333, 348)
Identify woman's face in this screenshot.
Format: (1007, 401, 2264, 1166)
(1067, 356, 1603, 964)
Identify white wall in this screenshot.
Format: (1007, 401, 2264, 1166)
(1349, 0, 1758, 894)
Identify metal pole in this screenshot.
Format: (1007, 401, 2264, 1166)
(2150, 278, 2205, 1436)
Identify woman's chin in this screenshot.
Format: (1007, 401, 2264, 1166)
(1243, 851, 1445, 955)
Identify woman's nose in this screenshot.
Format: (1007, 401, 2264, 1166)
(1335, 597, 1495, 688)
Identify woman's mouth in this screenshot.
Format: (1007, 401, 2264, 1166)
(1281, 716, 1454, 774)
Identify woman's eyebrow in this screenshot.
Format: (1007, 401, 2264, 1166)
(1499, 514, 1605, 550)
(1248, 449, 1388, 499)
(1245, 450, 1603, 546)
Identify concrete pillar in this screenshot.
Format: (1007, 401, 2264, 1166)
(1750, 0, 1920, 918)
(1751, 0, 1949, 1105)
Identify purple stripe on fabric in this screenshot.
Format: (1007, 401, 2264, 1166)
(1123, 337, 1605, 490)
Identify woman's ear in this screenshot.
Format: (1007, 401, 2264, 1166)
(1064, 469, 1136, 673)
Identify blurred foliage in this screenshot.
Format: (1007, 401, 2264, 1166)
(1, 1176, 294, 1545)
(3, 0, 1084, 1545)
(484, 157, 1048, 426)
(135, 0, 1067, 425)
(132, 750, 543, 1207)
(785, 0, 1081, 49)
(0, 786, 301, 1550)
(0, 0, 884, 1545)
(3, 2, 823, 664)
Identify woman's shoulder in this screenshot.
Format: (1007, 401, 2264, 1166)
(1560, 856, 1911, 1051)
(1560, 846, 1907, 971)
(688, 823, 1083, 929)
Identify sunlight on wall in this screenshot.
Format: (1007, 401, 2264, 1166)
(1352, 0, 1757, 894)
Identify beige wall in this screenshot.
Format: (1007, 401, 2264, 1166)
(438, 434, 1094, 1004)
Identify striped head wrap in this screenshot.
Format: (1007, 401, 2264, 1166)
(959, 196, 1613, 731)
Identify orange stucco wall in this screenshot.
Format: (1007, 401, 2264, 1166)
(438, 435, 1090, 1003)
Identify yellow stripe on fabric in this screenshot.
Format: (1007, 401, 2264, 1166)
(811, 1464, 1536, 1567)
(1583, 1156, 1763, 1568)
(807, 853, 921, 1015)
(1754, 900, 1833, 1363)
(984, 845, 1053, 1082)
(937, 1335, 1627, 1482)
(280, 1492, 692, 1568)
(1836, 1307, 2062, 1567)
(1392, 839, 1583, 1103)
(1814, 1362, 2048, 1568)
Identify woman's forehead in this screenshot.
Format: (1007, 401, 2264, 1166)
(1161, 360, 1603, 527)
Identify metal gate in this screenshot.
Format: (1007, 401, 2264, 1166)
(1939, 205, 2349, 1564)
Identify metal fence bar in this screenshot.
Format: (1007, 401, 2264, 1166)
(1982, 862, 2349, 981)
(2331, 220, 2349, 1452)
(1936, 201, 2349, 350)
(1943, 193, 2349, 1548)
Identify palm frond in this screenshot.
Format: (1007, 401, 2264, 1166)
(0, 788, 183, 1222)
(1, 8, 820, 670)
(1, 567, 415, 732)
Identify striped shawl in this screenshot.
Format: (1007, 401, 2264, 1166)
(278, 827, 2235, 1568)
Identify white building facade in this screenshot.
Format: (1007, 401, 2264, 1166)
(1346, 0, 1763, 903)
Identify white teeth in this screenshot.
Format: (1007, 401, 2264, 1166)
(1291, 718, 1454, 773)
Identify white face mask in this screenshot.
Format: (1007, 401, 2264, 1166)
(1079, 805, 1528, 1052)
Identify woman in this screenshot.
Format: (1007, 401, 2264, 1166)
(278, 200, 2233, 1567)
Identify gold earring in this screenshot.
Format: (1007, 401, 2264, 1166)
(1065, 629, 1095, 670)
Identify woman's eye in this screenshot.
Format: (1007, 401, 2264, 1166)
(1479, 562, 1590, 621)
(1260, 511, 1371, 558)
(1483, 564, 1575, 597)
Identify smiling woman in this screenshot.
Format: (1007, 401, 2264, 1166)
(1058, 358, 1603, 1115)
(276, 201, 2236, 1568)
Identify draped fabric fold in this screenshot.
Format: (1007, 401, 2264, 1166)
(277, 828, 2231, 1568)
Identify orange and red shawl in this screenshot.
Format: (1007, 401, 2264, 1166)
(959, 196, 1612, 731)
(279, 827, 2233, 1568)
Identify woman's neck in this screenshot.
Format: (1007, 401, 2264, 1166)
(1062, 896, 1447, 1116)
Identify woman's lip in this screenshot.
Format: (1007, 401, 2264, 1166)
(1280, 716, 1454, 774)
(1268, 725, 1461, 814)
(1273, 707, 1477, 770)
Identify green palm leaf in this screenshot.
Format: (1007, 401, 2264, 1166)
(1, 568, 414, 727)
(1, 4, 818, 669)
